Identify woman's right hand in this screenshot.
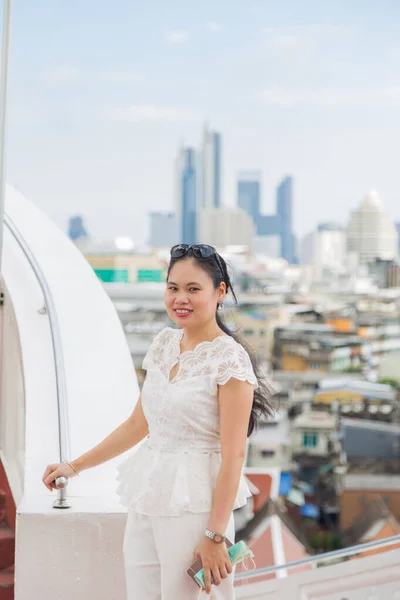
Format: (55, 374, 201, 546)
(42, 462, 78, 491)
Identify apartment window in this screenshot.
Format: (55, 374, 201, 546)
(243, 329, 254, 336)
(261, 450, 275, 457)
(303, 433, 318, 449)
(308, 362, 321, 370)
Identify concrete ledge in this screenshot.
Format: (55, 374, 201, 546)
(15, 497, 127, 600)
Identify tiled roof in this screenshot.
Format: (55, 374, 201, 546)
(237, 501, 311, 579)
(342, 497, 400, 547)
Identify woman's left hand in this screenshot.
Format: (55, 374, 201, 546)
(193, 537, 233, 595)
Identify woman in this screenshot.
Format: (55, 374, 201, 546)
(43, 243, 273, 599)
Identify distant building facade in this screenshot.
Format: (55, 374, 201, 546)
(253, 235, 281, 258)
(68, 215, 88, 241)
(200, 125, 221, 210)
(347, 190, 398, 265)
(149, 212, 178, 248)
(298, 223, 345, 273)
(176, 146, 198, 244)
(237, 174, 296, 263)
(237, 171, 261, 227)
(273, 324, 365, 373)
(257, 215, 280, 236)
(198, 207, 255, 248)
(342, 419, 400, 461)
(397, 222, 400, 253)
(299, 232, 316, 266)
(277, 176, 295, 264)
(314, 222, 346, 278)
(369, 258, 400, 289)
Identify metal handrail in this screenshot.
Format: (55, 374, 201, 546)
(235, 533, 400, 581)
(4, 212, 71, 508)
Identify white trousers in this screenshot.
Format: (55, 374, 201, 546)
(123, 510, 236, 600)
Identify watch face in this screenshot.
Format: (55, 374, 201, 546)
(214, 534, 223, 543)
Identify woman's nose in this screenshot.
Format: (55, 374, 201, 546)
(175, 293, 189, 304)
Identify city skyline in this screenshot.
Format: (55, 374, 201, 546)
(6, 1, 400, 245)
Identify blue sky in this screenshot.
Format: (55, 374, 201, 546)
(5, 0, 400, 245)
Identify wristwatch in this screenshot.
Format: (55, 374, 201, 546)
(205, 529, 226, 544)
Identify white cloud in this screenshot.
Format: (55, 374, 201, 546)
(43, 66, 143, 85)
(165, 30, 190, 44)
(207, 22, 221, 33)
(268, 34, 299, 49)
(258, 84, 400, 107)
(44, 66, 81, 84)
(97, 71, 144, 84)
(260, 24, 353, 54)
(107, 104, 200, 122)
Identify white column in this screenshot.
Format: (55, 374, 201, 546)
(0, 0, 12, 275)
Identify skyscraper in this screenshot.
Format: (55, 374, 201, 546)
(276, 176, 295, 263)
(237, 171, 261, 227)
(200, 124, 221, 209)
(176, 146, 197, 244)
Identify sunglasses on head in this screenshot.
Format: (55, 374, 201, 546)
(170, 244, 225, 277)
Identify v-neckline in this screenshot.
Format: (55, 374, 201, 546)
(167, 329, 231, 384)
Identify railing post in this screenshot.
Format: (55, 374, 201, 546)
(54, 477, 70, 509)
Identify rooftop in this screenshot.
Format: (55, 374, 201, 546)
(317, 379, 396, 401)
(341, 418, 400, 434)
(342, 497, 400, 547)
(292, 411, 337, 430)
(360, 189, 383, 211)
(343, 473, 400, 490)
(347, 458, 400, 475)
(276, 323, 334, 332)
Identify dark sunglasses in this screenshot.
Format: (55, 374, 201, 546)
(170, 244, 225, 277)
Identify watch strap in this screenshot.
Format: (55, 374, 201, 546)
(205, 529, 226, 543)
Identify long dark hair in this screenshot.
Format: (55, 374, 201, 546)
(167, 248, 275, 436)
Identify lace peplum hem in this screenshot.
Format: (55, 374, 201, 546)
(116, 441, 252, 516)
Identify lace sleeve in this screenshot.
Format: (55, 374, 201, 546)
(142, 328, 170, 370)
(216, 342, 258, 388)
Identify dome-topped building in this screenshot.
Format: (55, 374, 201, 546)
(347, 190, 398, 265)
(361, 189, 382, 210)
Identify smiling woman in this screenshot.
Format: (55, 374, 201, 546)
(42, 243, 273, 600)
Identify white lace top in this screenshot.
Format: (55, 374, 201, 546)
(116, 327, 258, 516)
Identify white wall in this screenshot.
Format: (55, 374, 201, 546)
(379, 352, 400, 382)
(291, 430, 329, 456)
(0, 283, 25, 504)
(2, 185, 139, 599)
(15, 498, 127, 600)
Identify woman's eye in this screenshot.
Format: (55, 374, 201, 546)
(189, 288, 199, 292)
(168, 286, 177, 291)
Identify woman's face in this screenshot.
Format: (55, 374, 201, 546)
(165, 258, 225, 328)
